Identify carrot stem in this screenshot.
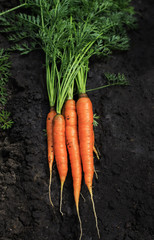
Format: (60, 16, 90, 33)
(0, 3, 27, 17)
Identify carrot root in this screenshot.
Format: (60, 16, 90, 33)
(53, 114, 68, 215)
(94, 167, 98, 180)
(76, 205, 82, 240)
(64, 99, 83, 237)
(49, 165, 54, 207)
(80, 192, 86, 202)
(46, 107, 56, 207)
(77, 94, 100, 237)
(60, 181, 64, 216)
(89, 188, 100, 239)
(93, 145, 100, 160)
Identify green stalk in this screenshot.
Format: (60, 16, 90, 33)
(40, 0, 45, 29)
(67, 81, 74, 100)
(0, 3, 27, 16)
(87, 82, 128, 92)
(56, 40, 95, 114)
(86, 83, 125, 92)
(76, 59, 89, 94)
(46, 54, 56, 108)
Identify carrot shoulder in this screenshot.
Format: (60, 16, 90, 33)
(53, 114, 68, 214)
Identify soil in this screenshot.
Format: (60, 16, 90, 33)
(0, 1, 154, 240)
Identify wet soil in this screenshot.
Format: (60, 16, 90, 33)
(0, 1, 154, 240)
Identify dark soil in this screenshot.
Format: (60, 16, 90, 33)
(0, 1, 154, 240)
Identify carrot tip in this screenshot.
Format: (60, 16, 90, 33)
(89, 188, 100, 239)
(76, 205, 82, 240)
(49, 166, 54, 208)
(60, 181, 64, 216)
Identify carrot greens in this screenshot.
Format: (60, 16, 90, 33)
(0, 49, 13, 130)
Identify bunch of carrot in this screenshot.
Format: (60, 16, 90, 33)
(0, 1, 136, 239)
(47, 84, 99, 240)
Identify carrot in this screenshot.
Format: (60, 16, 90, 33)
(65, 99, 82, 240)
(53, 114, 68, 215)
(46, 107, 56, 207)
(77, 93, 100, 238)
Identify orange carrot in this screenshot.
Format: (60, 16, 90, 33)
(46, 107, 56, 207)
(53, 114, 68, 215)
(77, 93, 100, 238)
(65, 99, 82, 240)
